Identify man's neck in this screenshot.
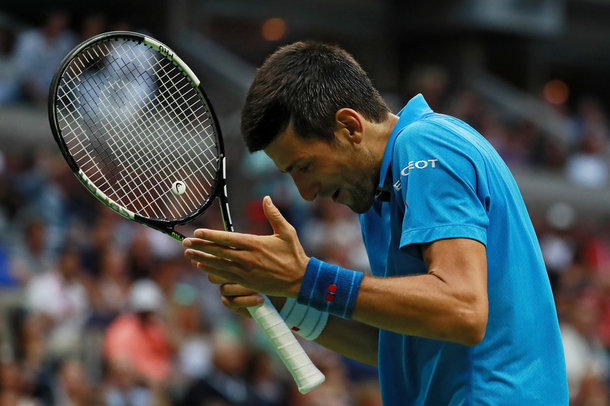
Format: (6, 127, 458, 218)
(371, 113, 399, 165)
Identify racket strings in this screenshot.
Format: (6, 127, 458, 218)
(58, 74, 120, 195)
(106, 58, 218, 215)
(101, 83, 214, 217)
(55, 38, 221, 220)
(112, 49, 219, 203)
(59, 43, 165, 205)
(60, 40, 209, 217)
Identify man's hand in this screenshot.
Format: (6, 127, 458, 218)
(206, 274, 263, 317)
(183, 196, 310, 298)
(207, 274, 287, 318)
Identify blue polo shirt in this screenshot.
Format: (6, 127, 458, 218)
(359, 94, 568, 405)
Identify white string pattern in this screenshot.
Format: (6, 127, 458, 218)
(55, 38, 219, 220)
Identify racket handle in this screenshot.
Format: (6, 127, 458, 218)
(248, 295, 325, 394)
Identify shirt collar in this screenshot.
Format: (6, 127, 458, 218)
(377, 94, 433, 190)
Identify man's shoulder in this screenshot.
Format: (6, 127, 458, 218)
(393, 112, 494, 166)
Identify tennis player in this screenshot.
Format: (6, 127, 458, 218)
(183, 42, 568, 404)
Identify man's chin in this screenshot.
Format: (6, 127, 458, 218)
(344, 196, 375, 214)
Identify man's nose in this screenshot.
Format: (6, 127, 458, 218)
(292, 175, 318, 201)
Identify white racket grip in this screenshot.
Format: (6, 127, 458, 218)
(248, 295, 325, 394)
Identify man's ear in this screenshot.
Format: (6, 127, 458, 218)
(335, 108, 363, 144)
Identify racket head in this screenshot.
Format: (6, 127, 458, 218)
(48, 31, 227, 238)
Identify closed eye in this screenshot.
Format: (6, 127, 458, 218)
(281, 159, 313, 175)
(298, 163, 312, 173)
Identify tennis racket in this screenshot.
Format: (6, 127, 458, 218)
(48, 31, 325, 394)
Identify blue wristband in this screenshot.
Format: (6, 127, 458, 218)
(297, 257, 363, 319)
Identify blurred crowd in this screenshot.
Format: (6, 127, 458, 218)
(0, 8, 609, 406)
(0, 10, 134, 108)
(0, 146, 382, 406)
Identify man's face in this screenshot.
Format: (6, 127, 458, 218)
(263, 124, 377, 213)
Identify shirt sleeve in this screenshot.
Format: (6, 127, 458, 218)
(393, 118, 490, 248)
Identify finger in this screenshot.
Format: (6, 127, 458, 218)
(183, 237, 229, 253)
(219, 294, 254, 318)
(189, 229, 255, 250)
(184, 248, 241, 272)
(223, 305, 253, 319)
(221, 293, 264, 309)
(185, 251, 244, 282)
(219, 282, 259, 297)
(207, 274, 233, 285)
(183, 238, 246, 263)
(262, 196, 292, 236)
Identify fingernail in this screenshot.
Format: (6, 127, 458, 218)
(194, 229, 206, 238)
(182, 238, 191, 247)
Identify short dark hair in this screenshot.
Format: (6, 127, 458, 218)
(241, 41, 390, 152)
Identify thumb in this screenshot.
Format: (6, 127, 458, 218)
(262, 196, 290, 236)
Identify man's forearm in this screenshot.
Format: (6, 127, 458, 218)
(270, 296, 379, 365)
(315, 316, 379, 366)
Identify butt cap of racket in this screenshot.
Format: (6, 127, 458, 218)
(295, 363, 326, 394)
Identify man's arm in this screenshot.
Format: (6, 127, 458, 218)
(353, 238, 488, 346)
(312, 240, 487, 359)
(316, 315, 379, 366)
(214, 281, 379, 365)
(184, 197, 488, 347)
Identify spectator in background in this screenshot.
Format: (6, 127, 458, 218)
(126, 233, 155, 281)
(572, 97, 609, 143)
(0, 359, 40, 406)
(475, 110, 508, 155)
(10, 150, 67, 253)
(50, 358, 92, 406)
(151, 258, 182, 303)
(13, 10, 76, 106)
(565, 127, 609, 188)
(180, 323, 267, 406)
(79, 214, 118, 277)
(245, 350, 289, 406)
(583, 225, 610, 348)
(446, 90, 486, 131)
(23, 246, 89, 361)
(539, 202, 577, 291)
(103, 359, 153, 406)
(87, 248, 130, 328)
(0, 26, 19, 105)
(405, 64, 449, 112)
(9, 218, 53, 286)
(0, 241, 16, 290)
(560, 293, 609, 404)
(565, 96, 610, 188)
(171, 282, 214, 385)
(78, 13, 106, 42)
(103, 279, 174, 398)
